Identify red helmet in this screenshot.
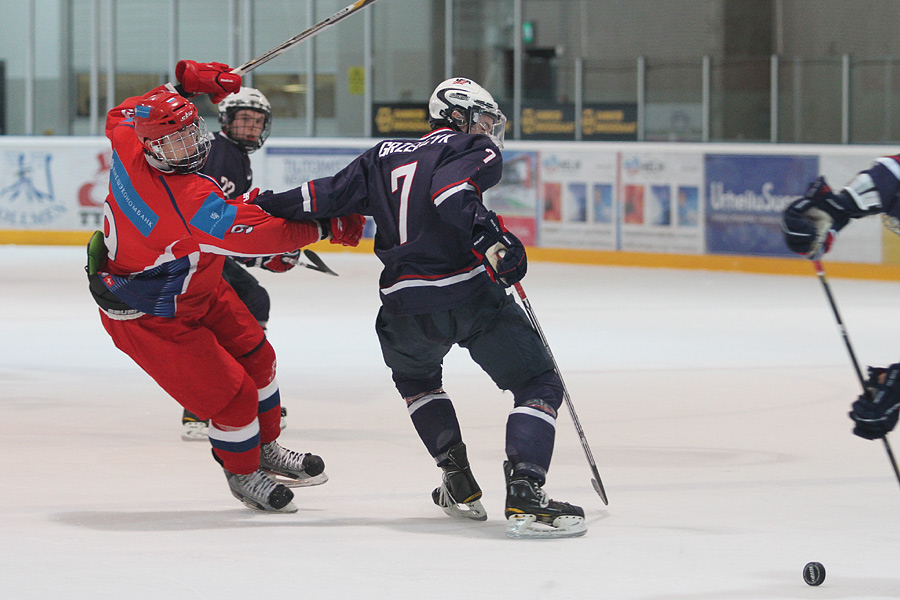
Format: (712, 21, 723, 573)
(133, 90, 210, 173)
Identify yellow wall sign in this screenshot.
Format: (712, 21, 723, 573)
(348, 66, 365, 95)
(372, 103, 430, 137)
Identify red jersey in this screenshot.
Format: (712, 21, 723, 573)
(101, 86, 320, 317)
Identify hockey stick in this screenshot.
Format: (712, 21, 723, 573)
(511, 281, 609, 505)
(282, 249, 338, 276)
(812, 259, 900, 490)
(231, 0, 379, 76)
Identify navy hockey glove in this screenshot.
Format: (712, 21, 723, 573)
(781, 177, 851, 258)
(472, 213, 527, 287)
(850, 363, 900, 440)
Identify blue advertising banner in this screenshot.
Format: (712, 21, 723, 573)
(705, 154, 819, 256)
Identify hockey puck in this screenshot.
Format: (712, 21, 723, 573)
(803, 562, 825, 586)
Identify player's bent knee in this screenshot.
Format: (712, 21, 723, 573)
(210, 374, 260, 429)
(511, 370, 563, 412)
(237, 338, 277, 389)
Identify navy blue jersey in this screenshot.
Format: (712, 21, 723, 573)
(202, 132, 252, 200)
(256, 128, 504, 314)
(856, 154, 900, 216)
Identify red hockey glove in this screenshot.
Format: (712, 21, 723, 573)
(175, 60, 242, 103)
(238, 188, 260, 204)
(259, 250, 301, 273)
(327, 214, 366, 247)
(234, 250, 300, 273)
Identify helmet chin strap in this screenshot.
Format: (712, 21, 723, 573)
(142, 150, 175, 173)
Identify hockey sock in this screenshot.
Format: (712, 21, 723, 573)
(406, 389, 463, 464)
(256, 379, 282, 444)
(506, 371, 563, 483)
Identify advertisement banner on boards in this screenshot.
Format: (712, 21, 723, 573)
(0, 141, 111, 231)
(705, 154, 818, 256)
(619, 152, 705, 253)
(537, 150, 618, 250)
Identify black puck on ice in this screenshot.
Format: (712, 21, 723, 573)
(803, 562, 826, 586)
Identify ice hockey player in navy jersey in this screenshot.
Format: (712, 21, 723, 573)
(254, 77, 587, 538)
(782, 157, 900, 442)
(181, 87, 291, 441)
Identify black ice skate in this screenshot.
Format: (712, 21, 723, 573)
(222, 468, 297, 513)
(503, 461, 586, 539)
(431, 442, 487, 521)
(259, 440, 328, 487)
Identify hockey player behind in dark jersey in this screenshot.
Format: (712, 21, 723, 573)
(782, 158, 900, 441)
(253, 77, 586, 538)
(86, 60, 365, 513)
(181, 87, 294, 442)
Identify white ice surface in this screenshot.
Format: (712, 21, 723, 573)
(2, 245, 900, 599)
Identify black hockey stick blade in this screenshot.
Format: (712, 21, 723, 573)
(592, 476, 608, 505)
(302, 249, 339, 276)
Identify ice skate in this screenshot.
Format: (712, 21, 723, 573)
(431, 442, 487, 521)
(280, 406, 288, 431)
(503, 461, 586, 539)
(181, 409, 209, 441)
(259, 440, 328, 487)
(222, 468, 297, 513)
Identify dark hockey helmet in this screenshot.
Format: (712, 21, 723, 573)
(133, 90, 210, 174)
(218, 87, 272, 153)
(428, 77, 507, 149)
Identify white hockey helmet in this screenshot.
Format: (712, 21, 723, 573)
(218, 87, 272, 153)
(428, 77, 506, 149)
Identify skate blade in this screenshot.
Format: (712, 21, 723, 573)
(268, 471, 329, 488)
(181, 427, 209, 441)
(441, 499, 488, 521)
(505, 514, 587, 539)
(242, 498, 298, 513)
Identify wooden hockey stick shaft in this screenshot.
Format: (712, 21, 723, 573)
(812, 259, 900, 490)
(231, 0, 379, 76)
(512, 282, 609, 505)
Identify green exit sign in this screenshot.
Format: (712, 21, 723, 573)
(522, 21, 534, 44)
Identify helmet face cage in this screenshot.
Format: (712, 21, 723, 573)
(146, 117, 211, 174)
(218, 88, 272, 153)
(468, 106, 507, 150)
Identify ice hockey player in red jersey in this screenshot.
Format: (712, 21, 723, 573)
(87, 60, 364, 513)
(180, 86, 290, 441)
(254, 77, 586, 537)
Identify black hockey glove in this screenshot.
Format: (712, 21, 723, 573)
(781, 176, 851, 259)
(84, 230, 136, 313)
(850, 363, 900, 440)
(472, 212, 527, 287)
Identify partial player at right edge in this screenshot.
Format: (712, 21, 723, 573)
(252, 77, 586, 538)
(781, 155, 900, 440)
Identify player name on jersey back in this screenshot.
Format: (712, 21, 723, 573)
(378, 133, 454, 158)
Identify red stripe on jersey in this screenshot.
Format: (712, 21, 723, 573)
(393, 264, 477, 282)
